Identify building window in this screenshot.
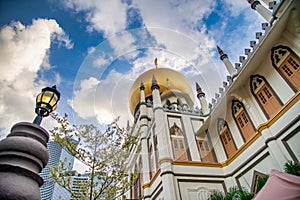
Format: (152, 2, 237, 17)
(218, 119, 237, 159)
(196, 139, 216, 163)
(168, 116, 190, 161)
(232, 100, 256, 142)
(250, 74, 283, 119)
(271, 45, 300, 91)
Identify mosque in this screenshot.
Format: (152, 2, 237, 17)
(124, 0, 300, 199)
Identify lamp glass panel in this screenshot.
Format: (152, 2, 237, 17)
(43, 91, 54, 103)
(52, 104, 57, 111)
(36, 93, 43, 102)
(49, 95, 58, 107)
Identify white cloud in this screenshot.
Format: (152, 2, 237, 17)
(69, 77, 100, 119)
(87, 46, 96, 54)
(70, 69, 132, 127)
(95, 69, 129, 124)
(131, 0, 218, 77)
(109, 31, 136, 57)
(134, 0, 214, 31)
(222, 0, 249, 17)
(63, 0, 128, 37)
(93, 56, 109, 68)
(0, 19, 72, 138)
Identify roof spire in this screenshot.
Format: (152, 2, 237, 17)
(217, 45, 224, 55)
(140, 81, 145, 91)
(216, 46, 236, 77)
(151, 75, 160, 90)
(196, 82, 205, 98)
(195, 82, 209, 115)
(217, 45, 228, 60)
(154, 58, 158, 69)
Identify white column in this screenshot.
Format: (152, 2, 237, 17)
(256, 4, 272, 22)
(260, 128, 289, 170)
(151, 76, 178, 199)
(223, 58, 237, 77)
(217, 46, 237, 77)
(139, 83, 151, 199)
(249, 0, 272, 22)
(196, 82, 210, 115)
(182, 115, 201, 161)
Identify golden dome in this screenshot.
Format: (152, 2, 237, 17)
(129, 68, 194, 115)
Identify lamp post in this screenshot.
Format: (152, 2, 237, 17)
(33, 85, 60, 125)
(0, 85, 60, 200)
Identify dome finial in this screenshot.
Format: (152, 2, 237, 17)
(154, 58, 158, 69)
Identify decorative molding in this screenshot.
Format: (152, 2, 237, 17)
(187, 186, 213, 200)
(173, 160, 222, 168)
(177, 179, 227, 194)
(160, 171, 175, 177)
(153, 106, 163, 112)
(140, 115, 151, 121)
(158, 157, 173, 165)
(143, 169, 161, 189)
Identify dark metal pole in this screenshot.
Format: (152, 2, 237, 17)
(33, 115, 43, 125)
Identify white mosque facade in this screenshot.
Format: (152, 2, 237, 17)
(125, 0, 300, 199)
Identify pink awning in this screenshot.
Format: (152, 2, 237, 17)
(253, 169, 300, 200)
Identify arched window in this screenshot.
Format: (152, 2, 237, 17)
(250, 74, 283, 119)
(170, 122, 188, 161)
(196, 138, 216, 163)
(232, 100, 256, 142)
(218, 119, 237, 159)
(271, 45, 300, 91)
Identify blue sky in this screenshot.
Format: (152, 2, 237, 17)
(0, 0, 268, 138)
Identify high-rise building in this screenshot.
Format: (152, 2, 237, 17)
(71, 173, 89, 199)
(51, 182, 71, 200)
(40, 140, 75, 200)
(125, 0, 300, 199)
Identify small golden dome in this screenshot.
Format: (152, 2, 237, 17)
(129, 68, 194, 115)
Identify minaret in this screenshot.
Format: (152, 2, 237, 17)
(151, 75, 161, 107)
(139, 82, 151, 200)
(247, 0, 272, 22)
(196, 82, 209, 115)
(217, 46, 237, 77)
(151, 64, 178, 199)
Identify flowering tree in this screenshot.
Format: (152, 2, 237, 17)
(49, 114, 138, 200)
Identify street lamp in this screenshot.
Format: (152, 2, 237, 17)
(0, 85, 60, 200)
(33, 85, 60, 125)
